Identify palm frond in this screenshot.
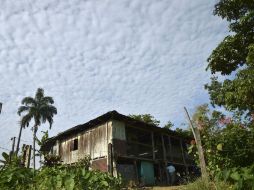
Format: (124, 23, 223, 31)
(20, 113, 33, 128)
(35, 88, 44, 101)
(46, 116, 53, 129)
(40, 105, 57, 115)
(18, 88, 57, 131)
(42, 96, 54, 104)
(17, 106, 29, 116)
(21, 97, 36, 106)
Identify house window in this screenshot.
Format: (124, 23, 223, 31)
(70, 138, 78, 151)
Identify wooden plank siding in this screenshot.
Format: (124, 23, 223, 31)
(58, 122, 112, 164)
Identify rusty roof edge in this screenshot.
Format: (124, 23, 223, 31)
(41, 110, 192, 150)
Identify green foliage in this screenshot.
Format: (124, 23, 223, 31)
(42, 154, 62, 167)
(0, 165, 33, 190)
(35, 165, 122, 190)
(36, 130, 49, 157)
(129, 114, 160, 126)
(189, 105, 254, 173)
(0, 152, 11, 166)
(175, 127, 193, 138)
(163, 120, 174, 129)
(18, 88, 57, 130)
(206, 0, 254, 115)
(216, 165, 254, 190)
(0, 152, 22, 168)
(36, 130, 49, 147)
(76, 155, 91, 170)
(0, 160, 122, 190)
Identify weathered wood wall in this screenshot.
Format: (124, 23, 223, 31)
(57, 122, 112, 164)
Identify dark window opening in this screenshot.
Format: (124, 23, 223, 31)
(71, 138, 78, 151)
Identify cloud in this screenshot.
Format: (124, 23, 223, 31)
(0, 0, 228, 157)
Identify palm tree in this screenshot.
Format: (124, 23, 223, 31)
(17, 88, 57, 170)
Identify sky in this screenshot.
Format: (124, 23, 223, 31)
(0, 0, 228, 155)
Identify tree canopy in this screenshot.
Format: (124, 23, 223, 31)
(206, 0, 254, 116)
(129, 114, 160, 126)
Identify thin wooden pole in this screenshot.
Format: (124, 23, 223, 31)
(16, 126, 23, 154)
(0, 102, 2, 114)
(184, 107, 208, 181)
(33, 126, 36, 171)
(11, 137, 16, 153)
(10, 137, 16, 160)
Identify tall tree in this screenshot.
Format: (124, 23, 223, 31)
(206, 0, 254, 117)
(17, 88, 57, 170)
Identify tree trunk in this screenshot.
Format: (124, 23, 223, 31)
(33, 125, 36, 171)
(16, 125, 23, 154)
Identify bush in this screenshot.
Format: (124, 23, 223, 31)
(0, 165, 33, 190)
(216, 165, 254, 190)
(0, 154, 122, 190)
(35, 164, 122, 190)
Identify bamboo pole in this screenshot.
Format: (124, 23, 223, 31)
(184, 107, 208, 181)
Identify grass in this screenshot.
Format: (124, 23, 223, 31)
(179, 178, 232, 190)
(123, 178, 232, 190)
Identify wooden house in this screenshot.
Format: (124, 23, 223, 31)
(41, 111, 195, 185)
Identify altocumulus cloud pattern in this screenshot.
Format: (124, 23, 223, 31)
(0, 0, 227, 154)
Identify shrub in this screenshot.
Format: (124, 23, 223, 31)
(216, 165, 254, 190)
(0, 154, 122, 190)
(35, 165, 122, 190)
(0, 165, 33, 190)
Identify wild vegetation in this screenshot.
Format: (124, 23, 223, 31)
(0, 152, 122, 190)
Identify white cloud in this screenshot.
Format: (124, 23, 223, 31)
(0, 0, 228, 157)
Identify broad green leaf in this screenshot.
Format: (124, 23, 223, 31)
(217, 143, 223, 151)
(101, 180, 109, 187)
(230, 172, 241, 181)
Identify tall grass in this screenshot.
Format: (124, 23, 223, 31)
(180, 178, 232, 190)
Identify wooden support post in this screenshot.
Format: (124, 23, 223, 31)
(151, 132, 155, 160)
(158, 162, 162, 183)
(25, 145, 32, 168)
(184, 107, 208, 181)
(108, 143, 113, 175)
(168, 136, 173, 162)
(180, 139, 188, 174)
(134, 160, 139, 184)
(161, 135, 166, 161)
(161, 135, 169, 185)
